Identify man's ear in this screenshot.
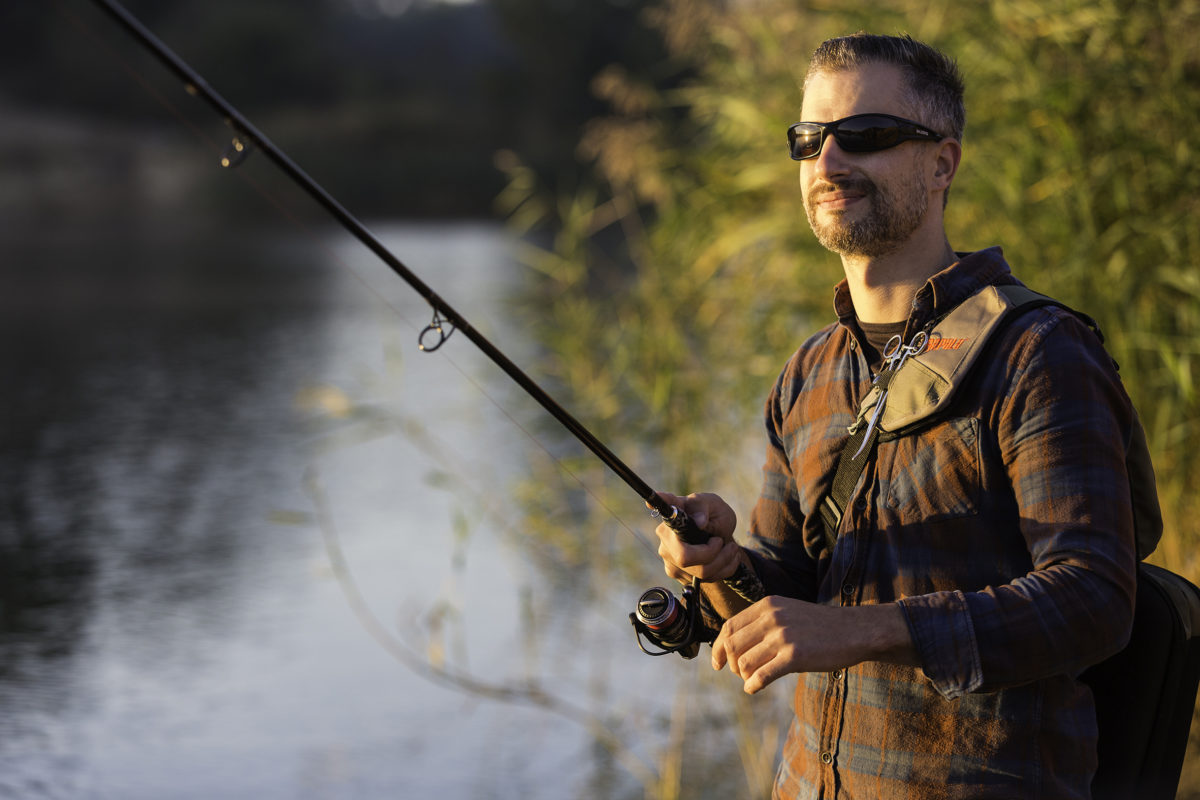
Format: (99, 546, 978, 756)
(930, 138, 962, 193)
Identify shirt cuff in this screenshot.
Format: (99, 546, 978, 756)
(897, 590, 984, 699)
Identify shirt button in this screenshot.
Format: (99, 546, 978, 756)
(820, 751, 834, 765)
(831, 669, 843, 680)
(854, 497, 867, 510)
(841, 583, 855, 597)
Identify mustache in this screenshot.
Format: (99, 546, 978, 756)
(810, 177, 878, 201)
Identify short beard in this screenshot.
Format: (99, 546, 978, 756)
(805, 172, 929, 258)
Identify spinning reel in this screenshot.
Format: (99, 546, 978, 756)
(629, 577, 716, 660)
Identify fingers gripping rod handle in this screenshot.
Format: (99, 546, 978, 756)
(660, 504, 711, 546)
(659, 501, 768, 604)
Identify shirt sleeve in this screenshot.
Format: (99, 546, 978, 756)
(743, 363, 822, 603)
(897, 310, 1139, 699)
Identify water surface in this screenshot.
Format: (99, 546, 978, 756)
(0, 221, 692, 799)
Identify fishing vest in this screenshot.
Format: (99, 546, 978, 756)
(821, 282, 1163, 560)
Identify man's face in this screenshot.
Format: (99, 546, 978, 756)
(799, 63, 934, 258)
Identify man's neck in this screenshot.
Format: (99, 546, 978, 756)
(841, 234, 958, 324)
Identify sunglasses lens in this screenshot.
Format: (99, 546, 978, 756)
(834, 116, 904, 152)
(788, 124, 823, 160)
(788, 115, 938, 160)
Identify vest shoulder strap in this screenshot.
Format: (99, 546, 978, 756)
(827, 283, 1162, 560)
(878, 284, 1062, 432)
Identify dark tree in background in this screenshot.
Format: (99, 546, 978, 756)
(0, 0, 676, 218)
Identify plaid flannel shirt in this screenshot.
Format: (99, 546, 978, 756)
(740, 248, 1138, 799)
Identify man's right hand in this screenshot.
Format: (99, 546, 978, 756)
(653, 491, 741, 584)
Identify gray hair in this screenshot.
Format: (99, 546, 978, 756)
(804, 33, 965, 142)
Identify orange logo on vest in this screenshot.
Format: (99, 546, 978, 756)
(925, 336, 967, 352)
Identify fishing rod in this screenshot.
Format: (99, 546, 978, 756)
(85, 0, 760, 658)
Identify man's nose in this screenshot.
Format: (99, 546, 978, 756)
(806, 133, 855, 182)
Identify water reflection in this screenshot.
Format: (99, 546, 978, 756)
(1, 223, 344, 796)
(0, 220, 782, 798)
(0, 222, 599, 798)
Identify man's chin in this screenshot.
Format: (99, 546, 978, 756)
(811, 224, 903, 258)
(811, 219, 861, 251)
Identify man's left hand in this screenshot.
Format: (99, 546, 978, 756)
(711, 598, 919, 694)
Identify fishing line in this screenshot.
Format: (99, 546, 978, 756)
(55, 0, 659, 553)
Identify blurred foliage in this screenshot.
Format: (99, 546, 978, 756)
(500, 0, 1200, 794)
(502, 0, 1200, 570)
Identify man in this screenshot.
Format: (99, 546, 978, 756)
(655, 34, 1139, 798)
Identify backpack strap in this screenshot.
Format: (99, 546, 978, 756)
(818, 284, 1161, 559)
(819, 374, 889, 549)
(879, 285, 1067, 433)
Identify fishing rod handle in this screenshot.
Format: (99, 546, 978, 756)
(663, 507, 767, 603)
(663, 506, 712, 546)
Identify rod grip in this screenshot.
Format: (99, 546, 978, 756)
(665, 506, 712, 546)
(666, 506, 768, 603)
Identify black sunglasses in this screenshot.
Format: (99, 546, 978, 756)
(787, 113, 945, 161)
